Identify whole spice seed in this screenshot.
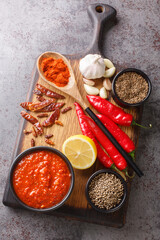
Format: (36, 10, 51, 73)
(115, 72, 149, 104)
(88, 173, 124, 210)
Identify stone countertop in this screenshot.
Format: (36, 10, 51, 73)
(0, 0, 160, 239)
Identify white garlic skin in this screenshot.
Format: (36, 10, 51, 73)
(79, 54, 105, 79)
(83, 78, 95, 86)
(99, 87, 108, 99)
(84, 84, 99, 95)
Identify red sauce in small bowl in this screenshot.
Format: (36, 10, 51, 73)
(12, 150, 71, 209)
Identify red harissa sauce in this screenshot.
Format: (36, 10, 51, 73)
(12, 150, 71, 209)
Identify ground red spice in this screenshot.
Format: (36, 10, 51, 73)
(41, 57, 70, 87)
(12, 150, 71, 209)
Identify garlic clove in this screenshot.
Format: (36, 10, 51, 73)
(99, 87, 108, 99)
(103, 67, 116, 78)
(84, 84, 99, 95)
(83, 78, 95, 86)
(103, 78, 112, 91)
(104, 59, 114, 68)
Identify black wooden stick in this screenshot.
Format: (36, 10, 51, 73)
(85, 107, 144, 177)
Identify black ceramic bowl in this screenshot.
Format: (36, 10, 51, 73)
(9, 146, 74, 212)
(85, 169, 127, 213)
(112, 68, 152, 107)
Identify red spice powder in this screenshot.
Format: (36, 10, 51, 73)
(41, 57, 70, 87)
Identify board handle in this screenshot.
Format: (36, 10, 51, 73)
(87, 3, 116, 54)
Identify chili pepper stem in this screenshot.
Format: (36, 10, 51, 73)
(123, 168, 135, 179)
(111, 164, 126, 181)
(129, 150, 135, 160)
(132, 120, 152, 129)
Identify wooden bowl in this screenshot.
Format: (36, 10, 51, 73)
(37, 51, 75, 91)
(37, 51, 86, 108)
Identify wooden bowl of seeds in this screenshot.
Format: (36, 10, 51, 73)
(85, 169, 127, 213)
(112, 68, 152, 108)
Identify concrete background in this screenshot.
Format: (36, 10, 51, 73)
(0, 0, 160, 239)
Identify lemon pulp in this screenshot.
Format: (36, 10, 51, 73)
(62, 135, 97, 170)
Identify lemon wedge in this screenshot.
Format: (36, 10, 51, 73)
(62, 135, 97, 170)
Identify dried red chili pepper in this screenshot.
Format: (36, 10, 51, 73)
(36, 95, 46, 102)
(28, 99, 55, 111)
(31, 139, 35, 147)
(82, 115, 128, 171)
(20, 102, 32, 111)
(42, 109, 60, 127)
(23, 129, 32, 135)
(20, 111, 43, 135)
(36, 102, 65, 112)
(36, 84, 65, 99)
(37, 113, 49, 118)
(97, 114, 135, 159)
(33, 89, 42, 96)
(45, 138, 55, 145)
(61, 106, 72, 114)
(20, 100, 62, 112)
(55, 120, 63, 126)
(74, 102, 126, 178)
(32, 126, 38, 138)
(87, 95, 151, 128)
(45, 134, 53, 139)
(21, 111, 37, 124)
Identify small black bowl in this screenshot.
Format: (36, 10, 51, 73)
(112, 68, 152, 107)
(85, 169, 127, 213)
(9, 146, 74, 213)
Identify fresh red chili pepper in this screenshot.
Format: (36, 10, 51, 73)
(74, 103, 126, 178)
(87, 95, 132, 126)
(87, 95, 151, 128)
(82, 115, 128, 171)
(96, 114, 135, 159)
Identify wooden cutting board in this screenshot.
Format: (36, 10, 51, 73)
(3, 3, 142, 227)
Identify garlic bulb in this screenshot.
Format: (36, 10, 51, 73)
(79, 54, 105, 79)
(84, 84, 99, 95)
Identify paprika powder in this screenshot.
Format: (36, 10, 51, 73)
(41, 57, 70, 87)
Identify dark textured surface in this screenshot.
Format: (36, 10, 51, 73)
(0, 0, 160, 239)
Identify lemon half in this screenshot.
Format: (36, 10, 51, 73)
(62, 135, 97, 170)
